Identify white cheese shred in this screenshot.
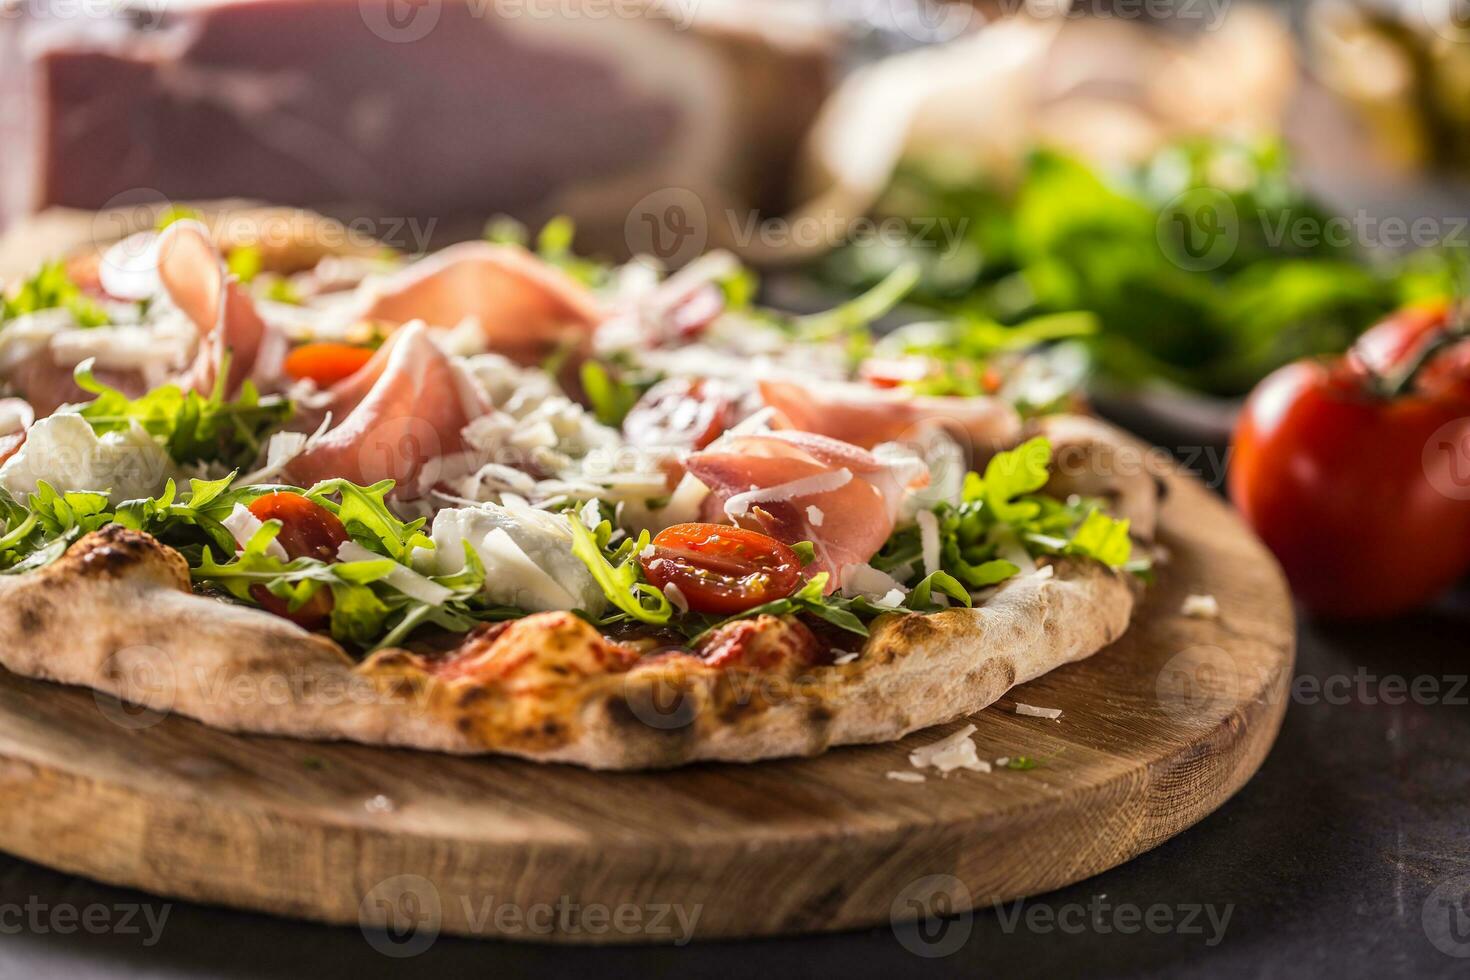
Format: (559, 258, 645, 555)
(907, 723, 991, 774)
(1014, 702, 1063, 721)
(223, 503, 289, 561)
(337, 541, 453, 606)
(724, 468, 852, 520)
(916, 509, 940, 576)
(1181, 593, 1220, 619)
(886, 771, 926, 784)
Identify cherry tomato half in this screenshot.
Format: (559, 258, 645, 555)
(1230, 304, 1470, 617)
(284, 342, 375, 388)
(623, 378, 738, 451)
(639, 523, 803, 615)
(244, 493, 351, 629)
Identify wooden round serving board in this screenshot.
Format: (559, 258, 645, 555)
(0, 464, 1294, 943)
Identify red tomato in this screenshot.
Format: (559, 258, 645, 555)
(284, 342, 375, 387)
(1229, 304, 1470, 617)
(244, 493, 351, 629)
(639, 523, 803, 615)
(623, 378, 737, 450)
(247, 492, 350, 561)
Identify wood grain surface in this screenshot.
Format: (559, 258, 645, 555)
(0, 464, 1294, 944)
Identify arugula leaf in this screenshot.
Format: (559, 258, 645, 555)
(2, 261, 108, 328)
(155, 205, 202, 230)
(687, 573, 871, 643)
(794, 263, 919, 343)
(966, 435, 1052, 523)
(74, 360, 293, 468)
(301, 479, 432, 563)
(874, 438, 1140, 601)
(567, 511, 671, 625)
(580, 360, 642, 428)
(1064, 509, 1133, 567)
(906, 570, 972, 611)
(226, 245, 263, 283)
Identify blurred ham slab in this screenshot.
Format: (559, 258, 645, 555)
(0, 0, 834, 247)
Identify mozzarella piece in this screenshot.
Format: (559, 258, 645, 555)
(223, 503, 290, 561)
(416, 503, 605, 614)
(337, 540, 452, 605)
(0, 414, 174, 504)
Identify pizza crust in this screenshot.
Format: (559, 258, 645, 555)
(0, 419, 1155, 769)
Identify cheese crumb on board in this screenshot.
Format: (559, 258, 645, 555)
(1014, 703, 1063, 721)
(907, 724, 992, 774)
(886, 771, 926, 783)
(1181, 593, 1220, 619)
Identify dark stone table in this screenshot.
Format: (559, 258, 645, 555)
(1, 586, 1466, 979)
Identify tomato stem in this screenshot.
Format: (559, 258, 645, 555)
(1377, 301, 1470, 399)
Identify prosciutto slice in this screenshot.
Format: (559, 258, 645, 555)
(759, 379, 1022, 456)
(0, 399, 34, 466)
(282, 322, 489, 493)
(358, 243, 602, 366)
(147, 220, 286, 397)
(684, 433, 922, 587)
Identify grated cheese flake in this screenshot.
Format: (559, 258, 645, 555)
(1181, 593, 1220, 619)
(886, 771, 926, 784)
(1015, 702, 1063, 721)
(907, 724, 992, 774)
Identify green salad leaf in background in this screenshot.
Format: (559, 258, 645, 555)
(815, 138, 1464, 397)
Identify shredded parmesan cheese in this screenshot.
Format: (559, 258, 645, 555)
(907, 724, 992, 774)
(663, 581, 689, 613)
(915, 509, 940, 576)
(223, 503, 289, 561)
(724, 468, 853, 519)
(338, 541, 454, 606)
(806, 504, 825, 527)
(1014, 702, 1063, 721)
(832, 651, 859, 665)
(886, 771, 926, 784)
(1181, 594, 1220, 619)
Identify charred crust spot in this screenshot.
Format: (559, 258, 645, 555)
(77, 528, 152, 574)
(541, 719, 562, 739)
(17, 605, 44, 635)
(456, 685, 489, 709)
(455, 715, 475, 735)
(717, 697, 761, 724)
(806, 703, 834, 725)
(604, 692, 698, 738)
(892, 614, 939, 645)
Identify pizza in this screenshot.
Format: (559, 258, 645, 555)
(0, 209, 1159, 769)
